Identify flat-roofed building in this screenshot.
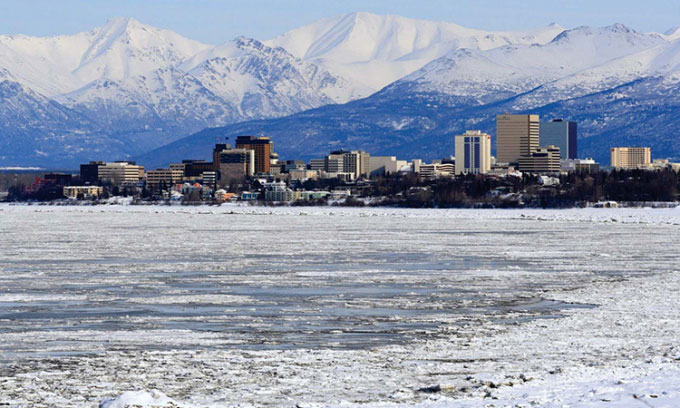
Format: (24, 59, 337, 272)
(44, 173, 73, 186)
(182, 160, 214, 179)
(325, 153, 345, 173)
(540, 119, 577, 160)
(98, 162, 144, 185)
(63, 186, 103, 199)
(284, 160, 306, 172)
(212, 143, 229, 171)
(146, 168, 184, 191)
(309, 159, 325, 171)
(369, 156, 407, 178)
(288, 169, 319, 182)
(574, 158, 600, 174)
(218, 148, 255, 182)
(497, 114, 540, 164)
(610, 147, 651, 169)
(342, 150, 370, 179)
(80, 161, 105, 184)
(517, 146, 561, 173)
(454, 130, 492, 175)
(419, 163, 454, 179)
(264, 181, 300, 202)
(235, 136, 273, 174)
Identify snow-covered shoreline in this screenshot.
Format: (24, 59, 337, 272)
(0, 205, 678, 407)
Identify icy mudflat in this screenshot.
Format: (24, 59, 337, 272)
(0, 204, 678, 407)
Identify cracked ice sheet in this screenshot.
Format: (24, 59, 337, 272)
(0, 204, 678, 407)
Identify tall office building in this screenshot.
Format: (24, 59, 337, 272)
(496, 114, 539, 164)
(80, 161, 105, 184)
(610, 147, 651, 169)
(342, 150, 370, 179)
(540, 119, 577, 160)
(235, 136, 273, 174)
(218, 148, 255, 180)
(454, 130, 492, 175)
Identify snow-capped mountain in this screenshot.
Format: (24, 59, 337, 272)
(3, 12, 680, 167)
(381, 24, 666, 107)
(143, 23, 680, 168)
(0, 17, 210, 97)
(0, 17, 372, 165)
(266, 12, 566, 91)
(181, 36, 370, 116)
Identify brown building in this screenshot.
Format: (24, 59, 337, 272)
(212, 143, 229, 172)
(235, 136, 273, 174)
(496, 114, 540, 164)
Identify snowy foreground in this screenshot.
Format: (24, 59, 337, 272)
(0, 205, 679, 407)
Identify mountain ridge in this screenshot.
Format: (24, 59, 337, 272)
(2, 13, 680, 167)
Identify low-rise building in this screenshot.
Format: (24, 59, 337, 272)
(517, 146, 561, 174)
(98, 162, 145, 185)
(642, 159, 680, 172)
(215, 189, 237, 202)
(63, 186, 103, 199)
(240, 191, 260, 201)
(574, 158, 600, 173)
(288, 169, 319, 182)
(369, 156, 408, 178)
(299, 191, 330, 201)
(419, 163, 454, 179)
(264, 181, 300, 202)
(146, 168, 184, 191)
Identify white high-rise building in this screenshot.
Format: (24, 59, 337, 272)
(454, 130, 492, 175)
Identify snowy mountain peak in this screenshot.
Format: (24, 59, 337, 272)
(551, 23, 658, 45)
(266, 12, 566, 90)
(661, 26, 680, 41)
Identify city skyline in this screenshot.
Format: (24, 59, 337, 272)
(1, 0, 679, 44)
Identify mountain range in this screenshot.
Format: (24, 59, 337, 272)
(1, 13, 680, 168)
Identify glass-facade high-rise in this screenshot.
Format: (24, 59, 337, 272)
(539, 119, 577, 160)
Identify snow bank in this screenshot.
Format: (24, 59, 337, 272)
(99, 390, 177, 408)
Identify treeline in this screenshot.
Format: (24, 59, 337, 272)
(362, 169, 680, 208)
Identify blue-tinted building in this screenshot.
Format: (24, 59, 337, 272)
(539, 119, 577, 160)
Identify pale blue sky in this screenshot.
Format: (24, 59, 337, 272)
(0, 0, 679, 43)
